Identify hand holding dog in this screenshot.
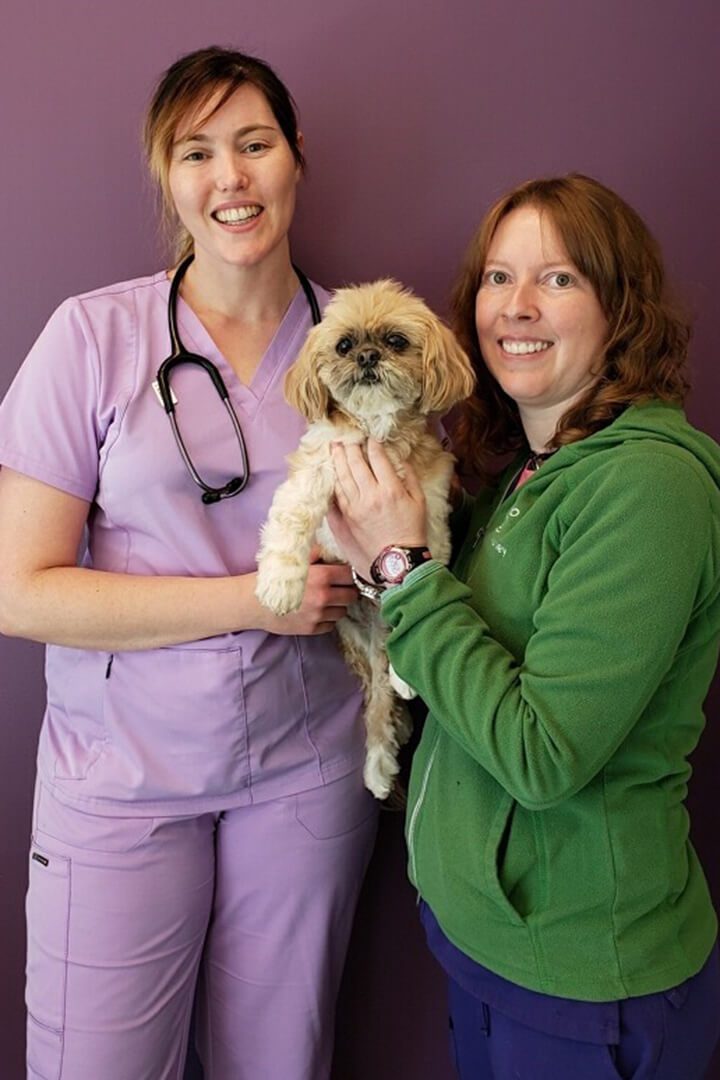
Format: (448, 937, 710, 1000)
(254, 554, 358, 635)
(328, 439, 428, 581)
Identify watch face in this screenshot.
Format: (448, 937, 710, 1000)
(380, 548, 409, 583)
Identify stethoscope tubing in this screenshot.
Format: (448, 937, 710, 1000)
(156, 253, 320, 503)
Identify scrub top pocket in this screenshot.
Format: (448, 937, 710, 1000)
(80, 643, 249, 803)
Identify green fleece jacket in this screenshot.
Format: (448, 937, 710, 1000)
(382, 402, 720, 1001)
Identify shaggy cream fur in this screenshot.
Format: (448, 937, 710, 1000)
(256, 280, 474, 798)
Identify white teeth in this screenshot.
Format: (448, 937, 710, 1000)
(214, 206, 262, 224)
(501, 339, 552, 355)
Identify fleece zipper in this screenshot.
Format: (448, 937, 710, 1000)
(407, 732, 440, 885)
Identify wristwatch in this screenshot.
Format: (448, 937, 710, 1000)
(370, 545, 432, 587)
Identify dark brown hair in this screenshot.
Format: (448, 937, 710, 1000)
(143, 46, 305, 262)
(452, 174, 691, 479)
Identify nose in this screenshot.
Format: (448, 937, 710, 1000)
(503, 282, 540, 321)
(357, 348, 381, 369)
(215, 152, 249, 192)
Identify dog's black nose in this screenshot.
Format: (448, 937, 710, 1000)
(357, 348, 380, 369)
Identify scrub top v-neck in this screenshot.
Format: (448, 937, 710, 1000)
(171, 276, 311, 416)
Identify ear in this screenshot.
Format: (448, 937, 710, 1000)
(284, 324, 331, 422)
(420, 316, 475, 414)
(294, 131, 305, 181)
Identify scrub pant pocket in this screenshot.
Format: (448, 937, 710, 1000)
(26, 843, 70, 1080)
(194, 768, 379, 1080)
(25, 780, 215, 1080)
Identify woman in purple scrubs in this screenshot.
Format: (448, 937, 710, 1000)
(0, 47, 377, 1080)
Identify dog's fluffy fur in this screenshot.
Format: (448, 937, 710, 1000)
(255, 280, 474, 798)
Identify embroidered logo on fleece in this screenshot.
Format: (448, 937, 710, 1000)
(489, 505, 521, 557)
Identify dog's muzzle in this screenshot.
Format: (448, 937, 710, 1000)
(357, 348, 381, 383)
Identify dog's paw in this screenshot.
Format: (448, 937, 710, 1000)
(389, 664, 417, 700)
(255, 559, 306, 615)
(364, 743, 400, 800)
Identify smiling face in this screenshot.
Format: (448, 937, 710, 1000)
(167, 82, 301, 274)
(475, 204, 609, 448)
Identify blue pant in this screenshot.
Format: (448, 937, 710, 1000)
(447, 946, 720, 1079)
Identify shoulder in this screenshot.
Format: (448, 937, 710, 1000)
(69, 270, 167, 322)
(576, 441, 715, 499)
(558, 440, 717, 550)
(41, 271, 168, 365)
(19, 272, 167, 396)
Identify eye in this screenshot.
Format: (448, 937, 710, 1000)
(385, 333, 409, 351)
(182, 150, 208, 162)
(547, 271, 576, 288)
(244, 141, 268, 154)
(336, 336, 354, 356)
(484, 270, 509, 286)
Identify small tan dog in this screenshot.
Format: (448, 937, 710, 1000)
(255, 280, 474, 798)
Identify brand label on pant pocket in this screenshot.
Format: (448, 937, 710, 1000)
(32, 852, 50, 867)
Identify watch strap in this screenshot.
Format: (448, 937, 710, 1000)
(351, 567, 384, 603)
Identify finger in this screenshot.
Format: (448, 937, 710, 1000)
(309, 544, 323, 563)
(326, 502, 344, 532)
(324, 586, 360, 606)
(324, 604, 355, 621)
(401, 458, 425, 501)
(331, 443, 360, 502)
(366, 438, 403, 488)
(323, 562, 355, 586)
(326, 506, 356, 552)
(308, 561, 355, 588)
(342, 442, 376, 486)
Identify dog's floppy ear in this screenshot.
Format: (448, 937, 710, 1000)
(284, 324, 330, 422)
(419, 316, 475, 414)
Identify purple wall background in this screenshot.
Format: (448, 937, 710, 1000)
(2, 1, 719, 1076)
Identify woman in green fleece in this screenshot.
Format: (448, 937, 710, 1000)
(329, 174, 720, 1079)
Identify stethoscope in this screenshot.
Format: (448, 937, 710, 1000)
(155, 253, 321, 504)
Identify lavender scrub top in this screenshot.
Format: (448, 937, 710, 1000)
(0, 272, 365, 815)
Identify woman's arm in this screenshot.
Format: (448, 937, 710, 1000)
(0, 469, 357, 649)
(331, 442, 718, 808)
(382, 452, 716, 809)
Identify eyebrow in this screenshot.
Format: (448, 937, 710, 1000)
(484, 258, 576, 270)
(173, 123, 276, 147)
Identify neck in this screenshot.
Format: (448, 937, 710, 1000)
(518, 405, 563, 454)
(179, 242, 298, 323)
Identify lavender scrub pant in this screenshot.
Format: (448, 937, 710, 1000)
(25, 770, 378, 1080)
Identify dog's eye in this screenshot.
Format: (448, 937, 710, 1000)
(336, 337, 354, 356)
(385, 333, 410, 351)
